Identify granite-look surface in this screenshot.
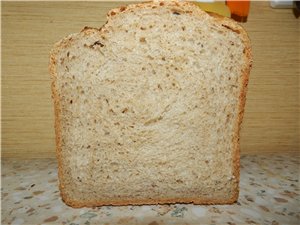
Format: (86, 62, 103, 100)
(1, 154, 299, 225)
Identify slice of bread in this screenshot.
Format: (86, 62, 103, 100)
(49, 1, 252, 208)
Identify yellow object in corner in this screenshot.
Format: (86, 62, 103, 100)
(194, 1, 231, 18)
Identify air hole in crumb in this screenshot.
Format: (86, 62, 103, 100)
(91, 41, 104, 48)
(162, 57, 166, 61)
(173, 11, 181, 15)
(226, 114, 231, 123)
(87, 145, 91, 149)
(120, 6, 126, 12)
(149, 25, 153, 28)
(176, 179, 183, 183)
(182, 26, 186, 31)
(69, 100, 73, 104)
(172, 83, 176, 87)
(67, 52, 70, 57)
(140, 27, 146, 30)
(159, 2, 164, 6)
(163, 24, 167, 28)
(221, 24, 240, 34)
(122, 108, 128, 113)
(142, 67, 146, 71)
(139, 37, 146, 43)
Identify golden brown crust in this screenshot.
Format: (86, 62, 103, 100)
(106, 0, 196, 20)
(49, 42, 64, 205)
(49, 0, 252, 208)
(62, 196, 238, 208)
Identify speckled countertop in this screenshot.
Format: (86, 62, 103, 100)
(1, 154, 299, 225)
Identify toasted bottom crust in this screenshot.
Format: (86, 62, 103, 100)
(60, 192, 239, 208)
(63, 198, 236, 208)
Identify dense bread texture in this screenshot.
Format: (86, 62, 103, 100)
(49, 0, 252, 208)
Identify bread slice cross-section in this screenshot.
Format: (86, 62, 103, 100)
(49, 0, 252, 208)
